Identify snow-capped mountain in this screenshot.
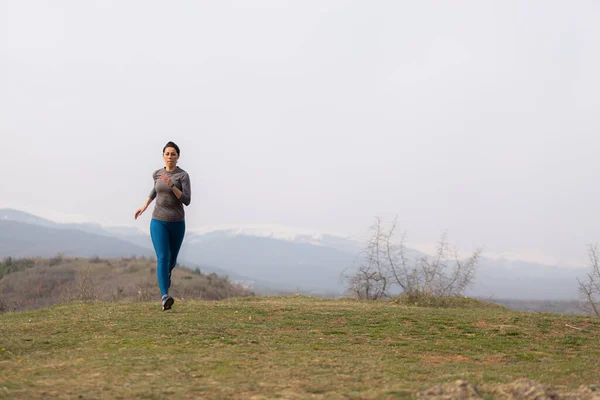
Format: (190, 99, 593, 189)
(186, 225, 363, 254)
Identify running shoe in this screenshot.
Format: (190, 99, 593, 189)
(161, 294, 174, 311)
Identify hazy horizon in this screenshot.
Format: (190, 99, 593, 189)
(2, 1, 599, 267)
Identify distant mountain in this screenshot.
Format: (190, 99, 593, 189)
(181, 232, 357, 293)
(0, 208, 591, 300)
(0, 208, 114, 237)
(187, 226, 363, 254)
(1, 208, 58, 228)
(104, 226, 147, 236)
(466, 258, 586, 301)
(105, 226, 155, 249)
(0, 220, 153, 259)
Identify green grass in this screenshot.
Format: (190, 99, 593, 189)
(1, 296, 599, 399)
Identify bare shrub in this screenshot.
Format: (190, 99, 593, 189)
(578, 243, 600, 317)
(74, 267, 99, 302)
(136, 278, 158, 302)
(126, 264, 140, 274)
(111, 286, 124, 302)
(1, 264, 75, 309)
(49, 252, 64, 266)
(0, 294, 24, 313)
(344, 264, 388, 300)
(344, 217, 482, 301)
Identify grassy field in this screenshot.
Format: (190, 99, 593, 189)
(1, 296, 599, 399)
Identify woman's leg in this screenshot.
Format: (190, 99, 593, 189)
(150, 219, 171, 296)
(167, 221, 186, 289)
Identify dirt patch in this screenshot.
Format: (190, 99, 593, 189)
(275, 328, 297, 333)
(554, 320, 600, 333)
(476, 354, 507, 365)
(417, 380, 480, 399)
(420, 354, 507, 365)
(421, 355, 471, 364)
(417, 379, 600, 399)
(473, 319, 489, 329)
(488, 379, 559, 399)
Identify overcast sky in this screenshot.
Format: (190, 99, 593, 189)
(1, 1, 599, 265)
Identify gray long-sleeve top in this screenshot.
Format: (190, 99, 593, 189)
(148, 167, 191, 222)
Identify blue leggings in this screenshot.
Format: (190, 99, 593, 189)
(150, 219, 186, 296)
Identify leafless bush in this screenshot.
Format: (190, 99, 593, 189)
(135, 278, 158, 302)
(127, 264, 140, 274)
(0, 286, 27, 313)
(74, 267, 99, 302)
(344, 217, 482, 301)
(112, 286, 125, 302)
(49, 252, 64, 266)
(578, 244, 600, 317)
(344, 264, 388, 300)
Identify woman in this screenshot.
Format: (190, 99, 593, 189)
(134, 141, 191, 310)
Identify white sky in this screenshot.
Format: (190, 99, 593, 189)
(1, 1, 599, 265)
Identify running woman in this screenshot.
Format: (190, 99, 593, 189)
(134, 141, 191, 310)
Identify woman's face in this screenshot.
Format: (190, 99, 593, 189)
(163, 147, 179, 167)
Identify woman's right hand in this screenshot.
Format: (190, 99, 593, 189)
(134, 206, 146, 220)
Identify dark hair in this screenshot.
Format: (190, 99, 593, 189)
(163, 141, 180, 155)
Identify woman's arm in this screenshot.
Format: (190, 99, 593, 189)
(161, 173, 191, 206)
(135, 171, 158, 220)
(134, 197, 154, 220)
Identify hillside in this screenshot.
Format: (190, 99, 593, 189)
(0, 256, 253, 312)
(0, 297, 599, 399)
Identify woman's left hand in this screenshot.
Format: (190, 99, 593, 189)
(160, 174, 172, 187)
